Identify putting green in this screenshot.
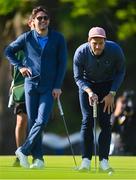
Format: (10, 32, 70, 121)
(0, 156, 136, 179)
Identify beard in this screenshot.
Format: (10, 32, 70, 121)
(93, 50, 103, 56)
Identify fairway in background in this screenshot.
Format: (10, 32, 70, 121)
(0, 156, 136, 179)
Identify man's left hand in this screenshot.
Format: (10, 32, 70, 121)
(101, 93, 115, 114)
(52, 89, 62, 99)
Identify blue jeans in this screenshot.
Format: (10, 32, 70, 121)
(21, 83, 54, 160)
(79, 81, 112, 161)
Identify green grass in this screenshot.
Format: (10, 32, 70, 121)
(0, 156, 136, 179)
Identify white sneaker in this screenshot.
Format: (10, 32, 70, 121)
(99, 159, 111, 171)
(78, 158, 90, 171)
(15, 147, 29, 168)
(30, 159, 44, 169)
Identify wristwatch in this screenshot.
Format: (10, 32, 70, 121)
(109, 91, 116, 97)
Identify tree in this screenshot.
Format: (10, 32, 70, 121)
(60, 0, 136, 40)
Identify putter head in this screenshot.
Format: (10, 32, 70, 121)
(78, 167, 90, 172)
(73, 166, 79, 171)
(108, 171, 113, 176)
(107, 168, 114, 176)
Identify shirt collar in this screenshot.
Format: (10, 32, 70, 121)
(34, 30, 48, 39)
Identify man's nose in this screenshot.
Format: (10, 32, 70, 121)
(96, 44, 100, 48)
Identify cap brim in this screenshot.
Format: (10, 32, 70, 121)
(89, 35, 106, 38)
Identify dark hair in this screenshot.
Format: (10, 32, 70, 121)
(31, 6, 49, 19)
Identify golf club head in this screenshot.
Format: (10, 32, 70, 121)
(107, 167, 114, 176)
(78, 168, 90, 173)
(73, 166, 79, 171)
(108, 171, 113, 176)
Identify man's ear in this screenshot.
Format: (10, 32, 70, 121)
(88, 37, 91, 42)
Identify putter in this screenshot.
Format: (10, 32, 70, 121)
(57, 97, 78, 170)
(93, 100, 97, 172)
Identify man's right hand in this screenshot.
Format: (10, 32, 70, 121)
(19, 67, 32, 77)
(84, 88, 98, 106)
(88, 92, 98, 106)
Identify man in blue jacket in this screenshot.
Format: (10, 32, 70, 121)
(5, 6, 67, 169)
(73, 27, 125, 171)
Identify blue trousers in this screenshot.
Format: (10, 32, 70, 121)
(21, 83, 54, 160)
(79, 81, 112, 161)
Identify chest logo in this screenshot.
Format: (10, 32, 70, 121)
(104, 60, 110, 65)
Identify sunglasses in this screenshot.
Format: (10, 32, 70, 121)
(36, 16, 49, 21)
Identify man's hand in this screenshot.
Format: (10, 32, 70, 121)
(101, 93, 115, 114)
(19, 67, 32, 77)
(88, 92, 98, 106)
(52, 88, 62, 99)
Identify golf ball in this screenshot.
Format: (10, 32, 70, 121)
(108, 171, 113, 176)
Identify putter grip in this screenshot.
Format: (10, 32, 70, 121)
(93, 101, 97, 118)
(57, 98, 64, 116)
